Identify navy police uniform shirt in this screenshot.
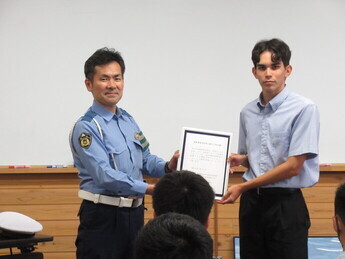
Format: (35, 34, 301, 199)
(70, 101, 166, 198)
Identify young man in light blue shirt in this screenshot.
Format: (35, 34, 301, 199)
(218, 39, 320, 259)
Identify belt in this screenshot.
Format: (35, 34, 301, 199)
(247, 187, 300, 195)
(78, 190, 143, 208)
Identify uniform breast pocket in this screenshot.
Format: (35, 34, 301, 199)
(132, 140, 144, 169)
(110, 146, 128, 170)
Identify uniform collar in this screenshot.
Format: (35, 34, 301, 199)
(257, 86, 290, 112)
(91, 101, 122, 122)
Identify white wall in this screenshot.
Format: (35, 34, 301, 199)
(1, 0, 344, 165)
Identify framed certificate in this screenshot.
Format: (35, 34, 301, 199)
(177, 127, 232, 200)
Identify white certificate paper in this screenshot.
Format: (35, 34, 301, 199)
(177, 127, 232, 200)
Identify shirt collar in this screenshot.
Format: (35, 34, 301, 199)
(91, 101, 122, 122)
(257, 87, 290, 112)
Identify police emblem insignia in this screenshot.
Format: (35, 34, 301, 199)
(79, 133, 92, 148)
(135, 131, 150, 152)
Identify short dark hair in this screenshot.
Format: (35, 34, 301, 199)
(251, 38, 291, 67)
(152, 171, 215, 225)
(84, 47, 125, 80)
(135, 212, 213, 259)
(335, 183, 345, 224)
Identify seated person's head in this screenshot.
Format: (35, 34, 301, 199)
(135, 212, 213, 259)
(334, 182, 345, 249)
(152, 170, 215, 226)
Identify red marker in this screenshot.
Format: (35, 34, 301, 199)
(319, 163, 332, 167)
(8, 165, 31, 168)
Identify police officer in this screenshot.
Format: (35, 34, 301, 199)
(70, 47, 179, 259)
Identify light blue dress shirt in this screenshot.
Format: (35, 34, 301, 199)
(337, 251, 345, 259)
(71, 101, 166, 197)
(238, 87, 320, 188)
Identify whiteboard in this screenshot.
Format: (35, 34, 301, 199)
(1, 0, 345, 165)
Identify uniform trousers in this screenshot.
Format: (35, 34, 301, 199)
(76, 199, 144, 259)
(239, 188, 310, 259)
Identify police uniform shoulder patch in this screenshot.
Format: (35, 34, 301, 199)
(135, 131, 150, 152)
(81, 110, 97, 122)
(79, 133, 92, 148)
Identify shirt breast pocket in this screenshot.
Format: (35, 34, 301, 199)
(110, 146, 128, 171)
(271, 131, 290, 156)
(126, 139, 143, 171)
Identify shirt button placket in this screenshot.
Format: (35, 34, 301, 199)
(259, 115, 268, 174)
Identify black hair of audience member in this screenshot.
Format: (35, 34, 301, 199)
(135, 212, 213, 259)
(334, 182, 345, 250)
(152, 170, 215, 226)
